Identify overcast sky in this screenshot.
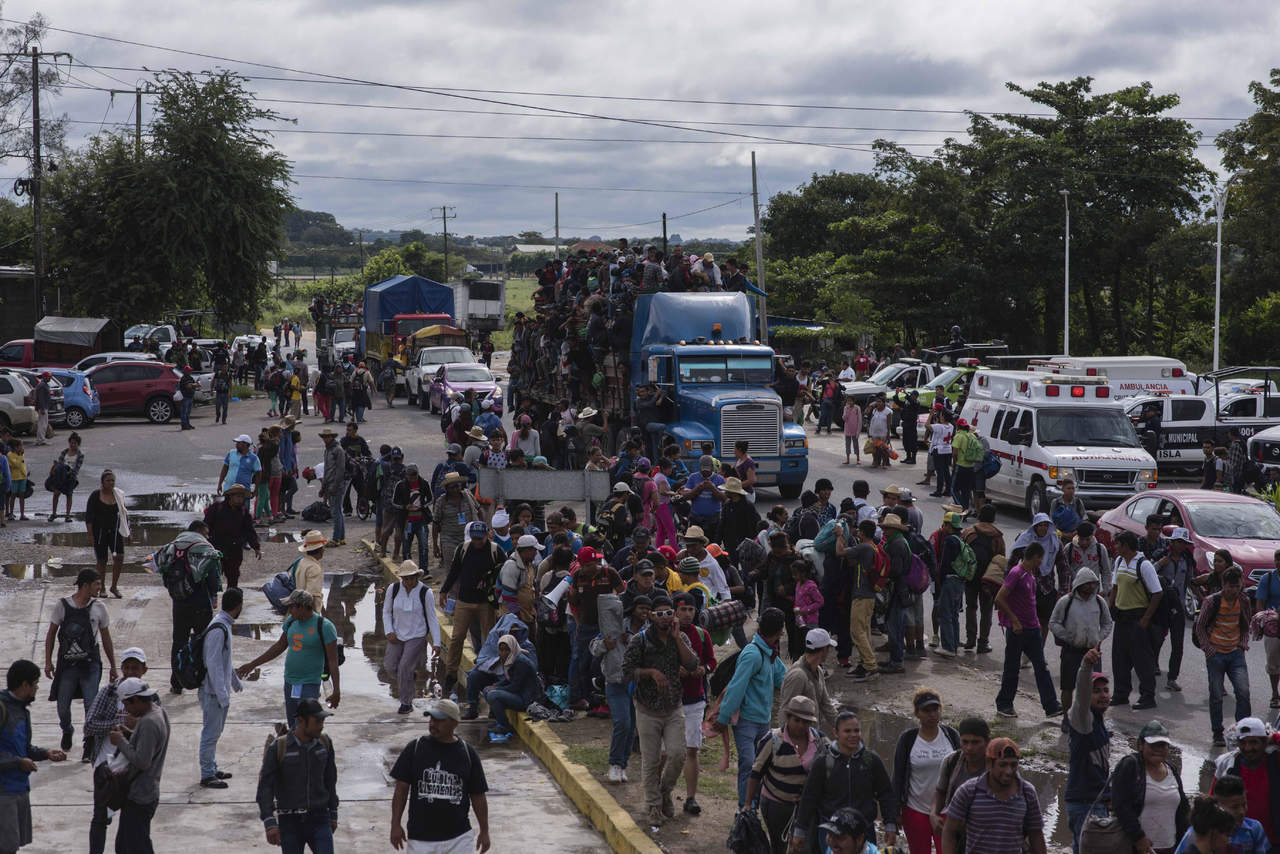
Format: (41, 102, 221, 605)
(8, 0, 1278, 240)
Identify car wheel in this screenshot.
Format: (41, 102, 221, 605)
(407, 383, 417, 406)
(778, 482, 803, 500)
(1025, 479, 1047, 519)
(64, 406, 87, 429)
(146, 397, 174, 424)
(419, 383, 430, 411)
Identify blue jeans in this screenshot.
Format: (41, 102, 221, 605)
(604, 683, 634, 768)
(197, 687, 228, 780)
(214, 392, 229, 423)
(328, 485, 345, 542)
(333, 398, 346, 422)
(732, 718, 771, 806)
(278, 812, 334, 854)
(569, 621, 598, 703)
(996, 627, 1059, 713)
(403, 519, 429, 567)
(56, 660, 101, 734)
(180, 396, 194, 427)
(283, 682, 321, 731)
(938, 576, 964, 653)
(1207, 648, 1251, 736)
(485, 688, 526, 733)
(353, 404, 366, 422)
(1066, 801, 1108, 854)
(886, 599, 907, 667)
(818, 398, 835, 432)
(466, 669, 499, 711)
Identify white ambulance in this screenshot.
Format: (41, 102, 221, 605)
(961, 370, 1159, 517)
(1028, 356, 1197, 397)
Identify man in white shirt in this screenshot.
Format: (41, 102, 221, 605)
(381, 560, 443, 715)
(837, 361, 855, 382)
(690, 253, 723, 288)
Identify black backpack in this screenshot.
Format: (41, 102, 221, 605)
(56, 597, 98, 666)
(175, 622, 227, 690)
(162, 544, 199, 600)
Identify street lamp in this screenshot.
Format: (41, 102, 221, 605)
(1212, 169, 1249, 372)
(1060, 189, 1070, 356)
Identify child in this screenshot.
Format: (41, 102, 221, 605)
(792, 561, 824, 629)
(842, 395, 863, 465)
(1177, 773, 1266, 853)
(7, 438, 27, 521)
(651, 458, 678, 550)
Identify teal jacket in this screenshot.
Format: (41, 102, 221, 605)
(717, 634, 786, 726)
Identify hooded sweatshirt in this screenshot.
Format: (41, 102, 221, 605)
(1012, 512, 1063, 587)
(1049, 568, 1114, 649)
(1066, 535, 1114, 596)
(0, 689, 49, 794)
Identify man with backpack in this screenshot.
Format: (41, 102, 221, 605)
(950, 418, 983, 513)
(961, 506, 1004, 653)
(779, 628, 841, 734)
(1109, 531, 1164, 713)
(439, 522, 503, 699)
(375, 447, 407, 560)
(237, 590, 341, 730)
(934, 512, 977, 657)
(203, 484, 260, 589)
(878, 513, 915, 676)
(1048, 569, 1113, 714)
(256, 697, 339, 853)
(198, 587, 243, 789)
(1196, 566, 1253, 747)
(43, 569, 116, 757)
(160, 521, 222, 696)
(791, 711, 897, 852)
(715, 607, 789, 808)
(381, 561, 442, 715)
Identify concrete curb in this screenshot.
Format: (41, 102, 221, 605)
(362, 541, 661, 854)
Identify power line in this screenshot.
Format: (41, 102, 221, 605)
(559, 196, 749, 232)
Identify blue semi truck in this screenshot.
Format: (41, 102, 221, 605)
(625, 291, 808, 498)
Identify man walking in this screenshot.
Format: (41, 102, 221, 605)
(439, 522, 503, 698)
(1048, 569, 1112, 713)
(319, 427, 347, 547)
(256, 698, 339, 854)
(390, 699, 491, 853)
(32, 372, 52, 445)
(791, 711, 897, 852)
(950, 418, 982, 512)
(675, 592, 717, 817)
(84, 648, 147, 854)
(993, 543, 1063, 718)
(716, 607, 788, 807)
(203, 484, 260, 588)
(432, 472, 482, 573)
(1197, 566, 1253, 746)
(623, 593, 698, 827)
(779, 628, 841, 734)
(43, 568, 116, 753)
(942, 738, 1047, 854)
(566, 547, 624, 707)
(0, 660, 67, 854)
(237, 590, 341, 729)
(217, 435, 261, 496)
(1109, 531, 1162, 711)
(111, 678, 171, 854)
(1155, 528, 1196, 692)
(199, 587, 243, 789)
(382, 561, 443, 715)
(161, 522, 222, 696)
(375, 447, 408, 560)
(841, 519, 880, 681)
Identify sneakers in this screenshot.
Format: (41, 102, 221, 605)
(607, 765, 623, 783)
(397, 704, 413, 715)
(1213, 732, 1227, 747)
(1166, 680, 1182, 692)
(878, 663, 906, 674)
(934, 648, 956, 658)
(996, 707, 1018, 718)
(661, 788, 675, 818)
(1132, 699, 1158, 711)
(1044, 704, 1064, 718)
(215, 771, 232, 780)
(199, 778, 229, 789)
(976, 644, 993, 654)
(488, 730, 513, 744)
(683, 797, 701, 815)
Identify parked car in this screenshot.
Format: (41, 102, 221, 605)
(1096, 488, 1279, 615)
(0, 371, 39, 434)
(37, 367, 100, 428)
(0, 369, 66, 426)
(85, 360, 181, 424)
(426, 363, 503, 414)
(74, 351, 160, 372)
(407, 346, 477, 408)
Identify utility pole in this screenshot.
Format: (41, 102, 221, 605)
(751, 151, 767, 343)
(1060, 189, 1070, 356)
(357, 230, 365, 273)
(431, 206, 457, 280)
(135, 88, 142, 159)
(554, 192, 560, 260)
(662, 212, 668, 255)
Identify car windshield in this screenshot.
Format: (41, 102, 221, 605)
(925, 368, 963, 389)
(124, 324, 153, 339)
(868, 364, 904, 384)
(447, 366, 493, 383)
(1037, 407, 1141, 447)
(1185, 500, 1280, 540)
(677, 355, 773, 384)
(424, 348, 472, 365)
(333, 329, 357, 344)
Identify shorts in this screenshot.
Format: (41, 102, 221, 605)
(683, 700, 707, 749)
(9, 479, 24, 498)
(407, 830, 475, 853)
(1266, 636, 1280, 676)
(973, 469, 987, 494)
(94, 531, 125, 561)
(0, 791, 32, 850)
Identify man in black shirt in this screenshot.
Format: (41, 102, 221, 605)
(439, 522, 503, 696)
(772, 364, 800, 422)
(390, 698, 490, 853)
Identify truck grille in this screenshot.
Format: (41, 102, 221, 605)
(1257, 441, 1280, 464)
(721, 403, 781, 457)
(1076, 469, 1136, 486)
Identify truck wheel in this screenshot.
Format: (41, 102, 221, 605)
(64, 406, 87, 429)
(778, 482, 803, 500)
(406, 384, 417, 406)
(1024, 479, 1047, 519)
(146, 397, 174, 424)
(418, 383, 430, 410)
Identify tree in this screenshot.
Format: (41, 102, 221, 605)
(399, 228, 427, 245)
(517, 231, 548, 244)
(0, 11, 66, 163)
(284, 208, 350, 245)
(46, 71, 293, 324)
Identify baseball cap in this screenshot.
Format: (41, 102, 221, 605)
(577, 546, 602, 563)
(491, 510, 510, 528)
(819, 807, 870, 839)
(517, 534, 540, 549)
(235, 434, 252, 444)
(447, 443, 463, 455)
(914, 691, 942, 710)
(942, 511, 965, 527)
(120, 647, 147, 665)
(117, 678, 155, 700)
(986, 737, 1020, 760)
(1092, 671, 1109, 685)
(390, 446, 404, 459)
(467, 521, 489, 539)
(1237, 717, 1268, 739)
(424, 699, 461, 721)
(1138, 720, 1172, 745)
(296, 697, 333, 719)
(804, 628, 835, 651)
(1169, 527, 1193, 544)
(631, 526, 651, 540)
(635, 560, 656, 576)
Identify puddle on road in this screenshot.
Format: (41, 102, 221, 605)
(2, 560, 148, 580)
(266, 531, 304, 543)
(129, 492, 219, 513)
(32, 526, 185, 548)
(855, 707, 1217, 850)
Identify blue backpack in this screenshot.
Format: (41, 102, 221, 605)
(1052, 503, 1081, 534)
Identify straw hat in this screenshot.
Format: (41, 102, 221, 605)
(579, 407, 598, 419)
(395, 560, 423, 578)
(442, 471, 467, 487)
(318, 427, 338, 439)
(682, 526, 709, 544)
(722, 477, 747, 496)
(298, 530, 327, 553)
(279, 415, 297, 429)
(468, 426, 486, 441)
(880, 515, 909, 532)
(223, 484, 250, 497)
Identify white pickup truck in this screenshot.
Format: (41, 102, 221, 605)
(406, 345, 477, 408)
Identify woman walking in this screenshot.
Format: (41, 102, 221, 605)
(84, 470, 130, 598)
(50, 431, 84, 522)
(744, 695, 824, 854)
(1111, 720, 1189, 854)
(892, 687, 960, 853)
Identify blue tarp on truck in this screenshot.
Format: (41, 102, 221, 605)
(363, 275, 455, 333)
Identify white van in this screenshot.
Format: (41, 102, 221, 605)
(961, 371, 1158, 517)
(1029, 356, 1197, 397)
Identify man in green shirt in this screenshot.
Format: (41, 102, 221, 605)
(950, 419, 984, 514)
(237, 590, 341, 729)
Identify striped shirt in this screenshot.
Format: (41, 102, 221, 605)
(946, 774, 1043, 854)
(1208, 595, 1244, 654)
(750, 726, 823, 804)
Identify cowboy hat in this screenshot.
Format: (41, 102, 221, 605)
(442, 471, 467, 487)
(467, 426, 486, 441)
(880, 484, 901, 497)
(279, 415, 297, 429)
(879, 515, 909, 532)
(223, 484, 250, 497)
(318, 427, 338, 438)
(722, 477, 747, 496)
(681, 525, 709, 544)
(578, 407, 598, 419)
(298, 530, 327, 553)
(396, 560, 423, 578)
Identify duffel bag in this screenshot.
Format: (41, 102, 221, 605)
(698, 599, 748, 631)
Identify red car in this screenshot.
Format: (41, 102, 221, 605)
(1096, 488, 1280, 610)
(85, 360, 181, 424)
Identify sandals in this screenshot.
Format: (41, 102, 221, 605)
(1270, 696, 1280, 709)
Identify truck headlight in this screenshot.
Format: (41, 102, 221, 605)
(784, 438, 807, 450)
(1140, 470, 1156, 483)
(1048, 466, 1073, 481)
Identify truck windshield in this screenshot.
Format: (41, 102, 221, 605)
(333, 329, 357, 344)
(1037, 407, 1141, 447)
(869, 363, 904, 384)
(925, 368, 963, 389)
(677, 355, 772, 384)
(397, 319, 432, 336)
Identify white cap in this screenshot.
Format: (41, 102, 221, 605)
(1237, 717, 1268, 738)
(120, 647, 147, 665)
(491, 510, 510, 528)
(117, 677, 155, 700)
(517, 534, 541, 549)
(234, 434, 253, 444)
(804, 628, 836, 651)
(1169, 527, 1193, 544)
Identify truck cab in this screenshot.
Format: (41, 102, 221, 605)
(631, 292, 808, 498)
